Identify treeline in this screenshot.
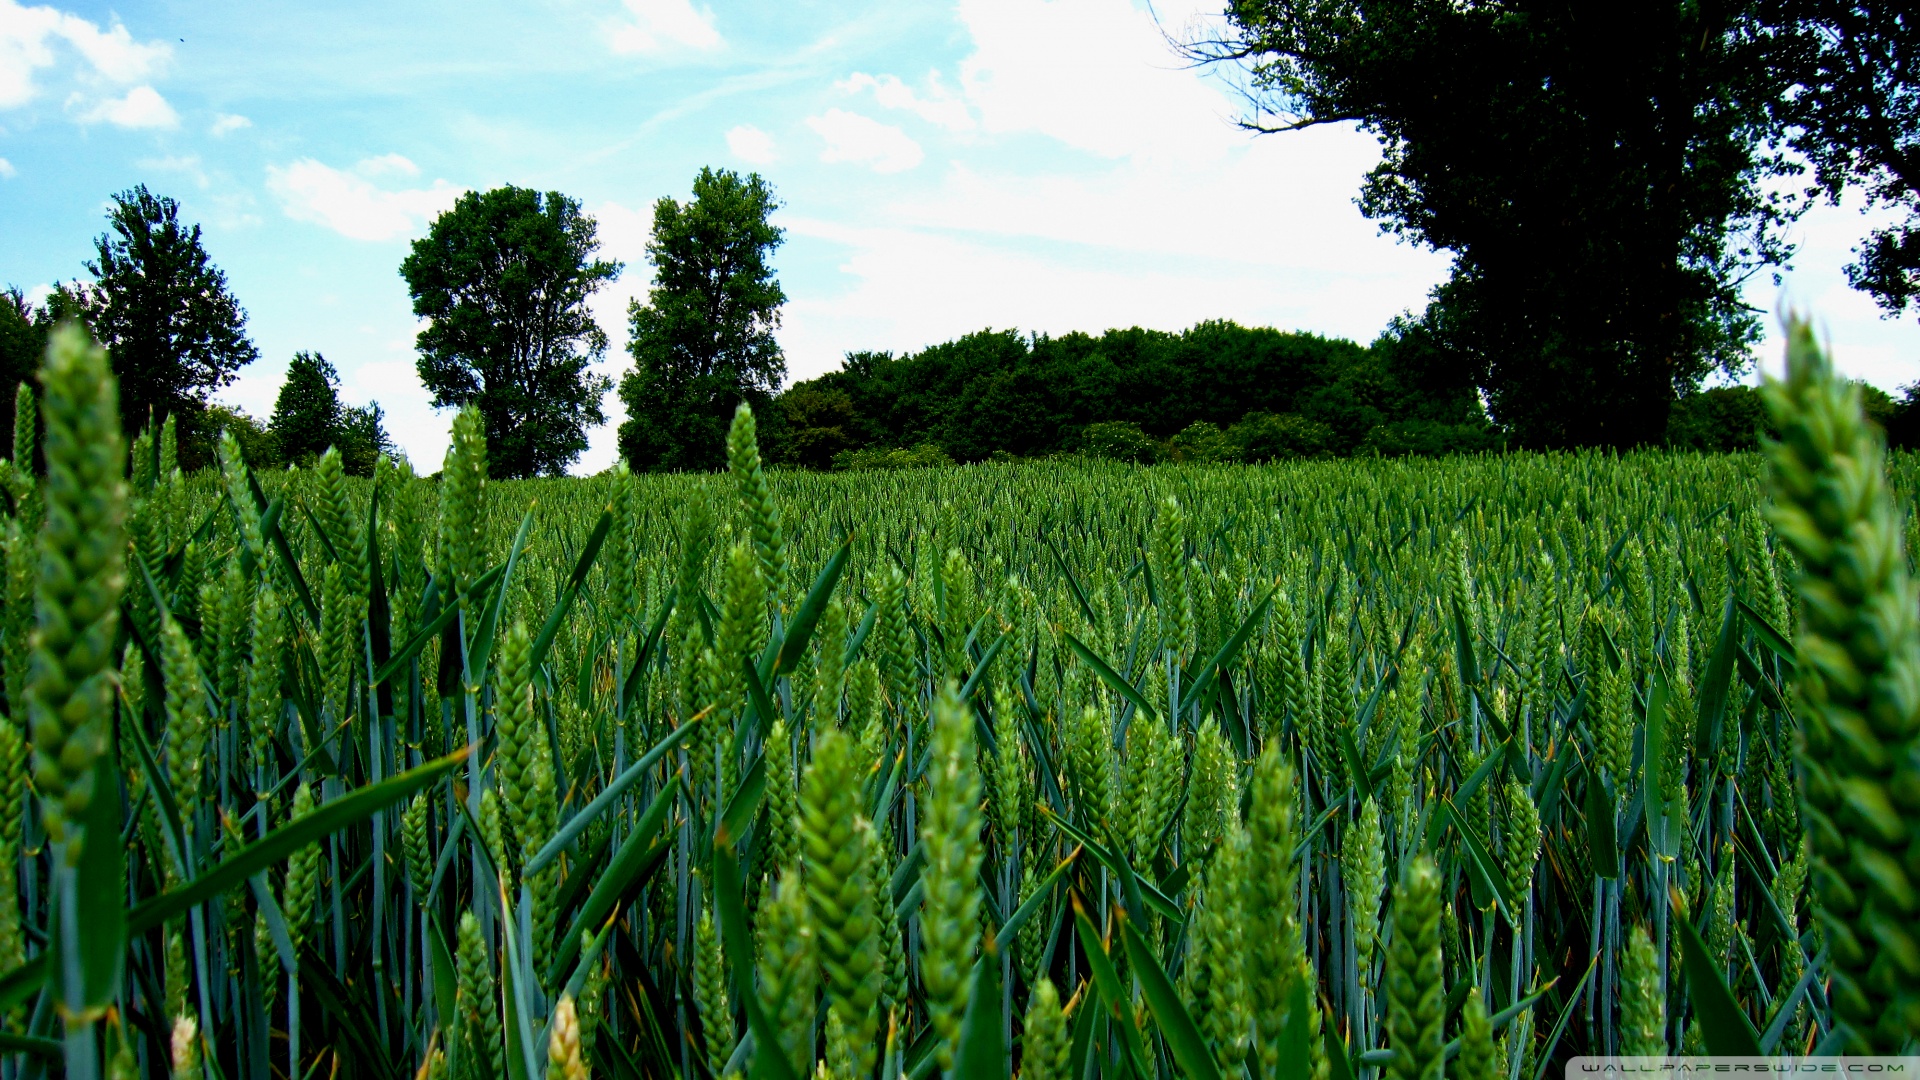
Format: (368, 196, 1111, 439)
(768, 321, 1494, 467)
(764, 319, 1880, 468)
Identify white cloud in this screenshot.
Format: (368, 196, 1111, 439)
(607, 0, 722, 56)
(725, 124, 777, 164)
(266, 157, 463, 242)
(136, 153, 207, 187)
(953, 0, 1229, 162)
(806, 109, 923, 173)
(356, 152, 421, 178)
(0, 158, 14, 178)
(0, 0, 170, 110)
(70, 83, 177, 128)
(838, 72, 975, 132)
(209, 113, 251, 136)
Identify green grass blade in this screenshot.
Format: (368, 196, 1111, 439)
(948, 950, 1009, 1080)
(527, 716, 699, 874)
(126, 747, 470, 935)
(1063, 631, 1156, 720)
(1071, 897, 1153, 1078)
(768, 538, 852, 679)
(1119, 913, 1224, 1080)
(1674, 887, 1763, 1055)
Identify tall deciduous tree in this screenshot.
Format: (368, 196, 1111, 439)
(68, 185, 258, 464)
(401, 186, 619, 479)
(618, 167, 786, 472)
(1191, 0, 1800, 447)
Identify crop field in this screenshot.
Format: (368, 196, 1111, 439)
(0, 321, 1912, 1078)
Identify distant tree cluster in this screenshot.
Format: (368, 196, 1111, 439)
(3, 186, 389, 474)
(766, 320, 1496, 467)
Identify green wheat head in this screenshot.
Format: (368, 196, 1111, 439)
(1762, 317, 1920, 1050)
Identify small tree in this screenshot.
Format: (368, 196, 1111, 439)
(270, 350, 342, 465)
(0, 289, 45, 411)
(70, 185, 258, 464)
(619, 167, 786, 471)
(402, 186, 619, 479)
(267, 350, 389, 476)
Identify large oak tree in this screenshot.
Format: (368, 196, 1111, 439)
(1193, 0, 1802, 447)
(402, 186, 619, 479)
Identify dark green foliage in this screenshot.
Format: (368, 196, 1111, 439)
(0, 291, 48, 476)
(65, 185, 258, 468)
(1197, 0, 1798, 448)
(776, 320, 1490, 465)
(1761, 0, 1919, 318)
(618, 168, 786, 472)
(266, 351, 389, 476)
(269, 351, 339, 465)
(1665, 386, 1770, 451)
(0, 290, 44, 419)
(402, 186, 619, 479)
(1083, 420, 1160, 463)
(204, 406, 273, 470)
(777, 383, 856, 470)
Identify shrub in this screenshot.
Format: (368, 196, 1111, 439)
(1081, 420, 1159, 463)
(832, 442, 954, 471)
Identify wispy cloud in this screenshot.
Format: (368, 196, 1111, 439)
(210, 113, 251, 136)
(807, 109, 922, 173)
(607, 0, 722, 56)
(837, 72, 974, 133)
(266, 156, 462, 242)
(0, 158, 15, 179)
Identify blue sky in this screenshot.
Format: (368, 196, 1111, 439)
(2, 0, 1915, 472)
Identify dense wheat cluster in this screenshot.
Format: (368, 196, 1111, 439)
(0, 321, 1910, 1077)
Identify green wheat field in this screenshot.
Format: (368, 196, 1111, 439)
(0, 320, 1914, 1078)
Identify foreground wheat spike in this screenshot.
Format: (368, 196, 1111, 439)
(455, 910, 503, 1080)
(1188, 819, 1251, 1069)
(1021, 977, 1071, 1080)
(1387, 854, 1443, 1080)
(1246, 744, 1304, 1075)
(26, 323, 126, 859)
(920, 681, 984, 1067)
(1459, 987, 1496, 1080)
(758, 870, 818, 1076)
(0, 715, 25, 978)
(283, 782, 321, 956)
(800, 726, 882, 1067)
(1345, 795, 1386, 990)
(546, 995, 586, 1080)
(1762, 318, 1920, 1050)
(160, 614, 212, 805)
(437, 405, 487, 606)
(727, 402, 785, 601)
(693, 907, 732, 1077)
(1620, 924, 1665, 1055)
(170, 1013, 201, 1080)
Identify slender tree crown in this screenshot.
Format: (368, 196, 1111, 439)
(401, 185, 619, 479)
(68, 185, 258, 463)
(269, 351, 343, 466)
(618, 167, 786, 472)
(265, 350, 388, 476)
